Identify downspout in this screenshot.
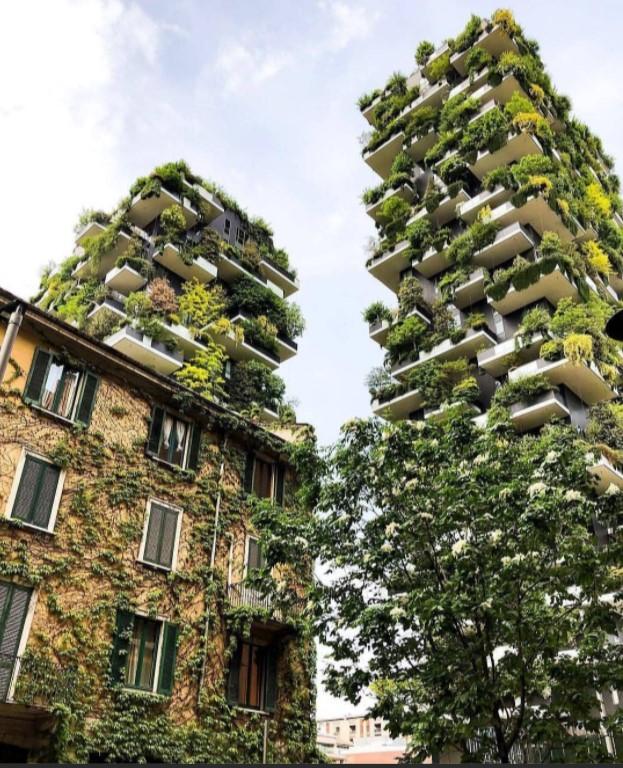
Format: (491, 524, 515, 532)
(197, 433, 228, 705)
(0, 302, 24, 384)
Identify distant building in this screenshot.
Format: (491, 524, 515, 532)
(317, 715, 407, 763)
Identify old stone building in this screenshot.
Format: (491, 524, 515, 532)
(0, 287, 316, 762)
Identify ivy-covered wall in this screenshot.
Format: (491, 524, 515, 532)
(0, 319, 317, 763)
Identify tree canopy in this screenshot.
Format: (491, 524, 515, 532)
(315, 407, 623, 762)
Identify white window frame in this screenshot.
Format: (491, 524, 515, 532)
(243, 534, 263, 578)
(122, 609, 167, 695)
(4, 449, 65, 534)
(30, 353, 90, 425)
(137, 498, 183, 573)
(154, 411, 192, 470)
(4, 583, 38, 702)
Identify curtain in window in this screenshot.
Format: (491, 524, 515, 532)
(56, 370, 80, 418)
(41, 362, 63, 411)
(159, 415, 175, 461)
(173, 420, 187, 465)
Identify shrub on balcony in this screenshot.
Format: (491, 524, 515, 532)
(491, 8, 520, 35)
(398, 276, 425, 317)
(425, 52, 451, 84)
(562, 333, 594, 365)
(465, 46, 491, 79)
(438, 154, 470, 185)
(407, 218, 433, 257)
(492, 373, 553, 407)
(449, 14, 482, 53)
(379, 196, 412, 238)
(84, 307, 124, 340)
(518, 305, 551, 337)
(176, 278, 226, 332)
(405, 105, 439, 139)
(585, 240, 612, 276)
(585, 181, 612, 219)
(447, 214, 498, 267)
(363, 301, 392, 325)
(160, 204, 187, 242)
(460, 106, 510, 155)
(242, 316, 279, 355)
(406, 357, 473, 406)
(415, 40, 435, 66)
(586, 402, 623, 460)
(228, 276, 288, 334)
(386, 315, 428, 363)
(174, 343, 227, 399)
(227, 360, 286, 412)
(358, 88, 382, 111)
(439, 94, 480, 132)
(147, 277, 179, 316)
(366, 366, 395, 400)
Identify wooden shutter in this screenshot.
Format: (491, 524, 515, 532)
(243, 453, 255, 493)
(186, 424, 201, 471)
(142, 503, 164, 565)
(12, 456, 60, 530)
(147, 406, 164, 456)
(275, 463, 286, 505)
(158, 508, 178, 569)
(263, 645, 278, 712)
(75, 372, 99, 426)
(23, 349, 51, 404)
(0, 583, 31, 701)
(246, 538, 261, 573)
(227, 641, 242, 705)
(109, 610, 134, 684)
(156, 622, 178, 696)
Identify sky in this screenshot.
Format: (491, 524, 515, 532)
(2, 0, 623, 719)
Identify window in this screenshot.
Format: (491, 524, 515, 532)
(235, 226, 247, 247)
(224, 218, 231, 239)
(110, 610, 178, 696)
(374, 722, 382, 737)
(243, 453, 286, 504)
(227, 639, 277, 712)
(0, 582, 32, 702)
(24, 348, 99, 425)
(6, 453, 63, 532)
(245, 536, 266, 577)
(139, 500, 182, 571)
(335, 726, 340, 736)
(146, 406, 201, 470)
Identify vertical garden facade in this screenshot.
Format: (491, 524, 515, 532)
(360, 10, 623, 473)
(35, 161, 303, 424)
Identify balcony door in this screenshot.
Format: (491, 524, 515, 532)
(0, 582, 32, 701)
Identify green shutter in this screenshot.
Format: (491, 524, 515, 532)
(75, 372, 99, 426)
(110, 610, 134, 684)
(0, 582, 31, 702)
(12, 456, 60, 530)
(143, 504, 164, 565)
(275, 463, 286, 505)
(227, 641, 242, 705)
(243, 453, 255, 493)
(158, 508, 178, 569)
(156, 622, 178, 696)
(23, 349, 51, 404)
(263, 646, 278, 712)
(186, 424, 202, 470)
(147, 406, 164, 456)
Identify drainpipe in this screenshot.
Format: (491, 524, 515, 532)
(0, 302, 24, 384)
(197, 434, 228, 704)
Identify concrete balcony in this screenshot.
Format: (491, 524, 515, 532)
(361, 93, 382, 125)
(488, 196, 578, 243)
(490, 264, 579, 315)
(127, 187, 199, 229)
(163, 322, 205, 358)
(366, 183, 415, 223)
(367, 239, 411, 292)
(477, 332, 545, 377)
(400, 78, 450, 121)
(404, 128, 439, 163)
(363, 131, 405, 179)
(184, 181, 224, 222)
(230, 312, 298, 363)
(369, 305, 431, 346)
(86, 296, 127, 323)
(153, 243, 218, 284)
(75, 221, 106, 246)
(473, 222, 536, 269)
(414, 243, 451, 279)
(458, 185, 512, 223)
(452, 268, 486, 309)
(471, 74, 528, 108)
(104, 264, 147, 294)
(208, 324, 281, 370)
(258, 257, 300, 298)
(72, 229, 134, 280)
(510, 389, 570, 432)
(392, 326, 496, 379)
(217, 252, 284, 298)
(409, 187, 471, 227)
(372, 386, 424, 420)
(589, 456, 623, 495)
(508, 357, 617, 406)
(448, 66, 490, 100)
(450, 23, 519, 76)
(470, 131, 544, 180)
(104, 326, 184, 375)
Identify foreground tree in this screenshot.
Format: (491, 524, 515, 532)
(316, 407, 623, 762)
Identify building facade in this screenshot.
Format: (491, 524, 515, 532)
(360, 10, 623, 461)
(317, 715, 407, 763)
(0, 289, 316, 762)
(34, 160, 303, 424)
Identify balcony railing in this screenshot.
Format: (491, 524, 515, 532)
(0, 652, 78, 708)
(227, 582, 305, 624)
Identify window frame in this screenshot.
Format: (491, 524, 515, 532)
(243, 534, 266, 579)
(25, 350, 97, 426)
(146, 406, 200, 471)
(251, 455, 275, 500)
(122, 611, 166, 694)
(138, 499, 183, 573)
(4, 449, 65, 534)
(224, 218, 231, 239)
(0, 581, 38, 702)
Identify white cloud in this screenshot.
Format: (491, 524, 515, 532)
(0, 0, 163, 297)
(319, 0, 378, 50)
(215, 41, 291, 93)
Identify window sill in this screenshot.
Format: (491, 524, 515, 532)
(145, 452, 188, 473)
(28, 403, 80, 428)
(234, 705, 271, 717)
(136, 557, 174, 574)
(5, 517, 55, 536)
(121, 685, 169, 699)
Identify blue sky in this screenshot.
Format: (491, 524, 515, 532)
(2, 0, 623, 717)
